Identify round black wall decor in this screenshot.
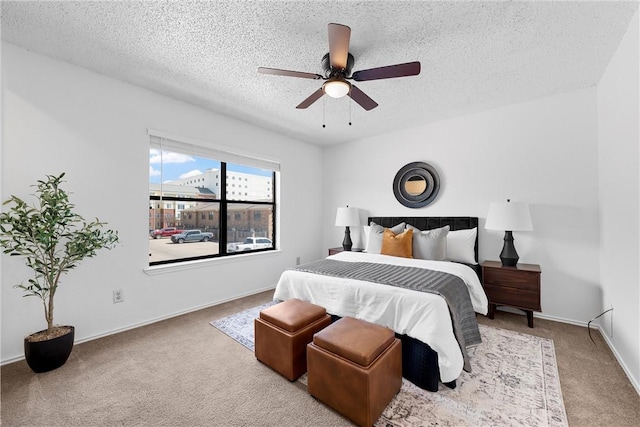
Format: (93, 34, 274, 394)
(393, 162, 441, 208)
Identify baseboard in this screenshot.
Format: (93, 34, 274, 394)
(497, 308, 640, 395)
(6, 294, 639, 396)
(597, 325, 640, 395)
(495, 307, 591, 327)
(533, 311, 592, 327)
(1, 285, 275, 366)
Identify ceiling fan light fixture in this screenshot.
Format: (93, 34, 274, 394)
(323, 79, 351, 98)
(259, 23, 420, 110)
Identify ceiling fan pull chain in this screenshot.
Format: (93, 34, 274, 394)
(259, 23, 419, 112)
(349, 98, 352, 126)
(322, 97, 326, 128)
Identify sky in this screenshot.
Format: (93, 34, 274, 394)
(149, 149, 271, 184)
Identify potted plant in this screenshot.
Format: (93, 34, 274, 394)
(0, 173, 119, 373)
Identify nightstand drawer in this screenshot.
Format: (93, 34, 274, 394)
(480, 261, 541, 327)
(483, 284, 541, 311)
(483, 269, 539, 292)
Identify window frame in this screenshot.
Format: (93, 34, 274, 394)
(149, 130, 278, 266)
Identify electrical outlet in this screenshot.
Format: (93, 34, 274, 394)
(113, 289, 124, 304)
(600, 303, 614, 338)
(296, 256, 301, 266)
(609, 304, 613, 338)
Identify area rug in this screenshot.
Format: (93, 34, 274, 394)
(211, 302, 568, 427)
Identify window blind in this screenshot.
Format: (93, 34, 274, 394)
(148, 128, 281, 172)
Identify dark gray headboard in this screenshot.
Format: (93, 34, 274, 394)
(367, 216, 480, 277)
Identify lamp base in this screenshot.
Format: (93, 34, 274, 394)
(342, 226, 353, 251)
(499, 230, 519, 267)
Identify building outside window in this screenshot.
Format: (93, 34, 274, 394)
(149, 130, 278, 265)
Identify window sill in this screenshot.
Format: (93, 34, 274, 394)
(143, 249, 282, 276)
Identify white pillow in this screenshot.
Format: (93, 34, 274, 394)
(362, 225, 370, 250)
(406, 224, 449, 261)
(365, 222, 406, 254)
(446, 227, 477, 264)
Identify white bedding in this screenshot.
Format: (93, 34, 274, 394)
(273, 251, 488, 383)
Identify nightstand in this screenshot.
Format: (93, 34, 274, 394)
(328, 247, 364, 256)
(480, 260, 541, 328)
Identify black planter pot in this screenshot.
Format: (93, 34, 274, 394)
(24, 326, 75, 373)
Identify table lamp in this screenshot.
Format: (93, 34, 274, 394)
(335, 206, 360, 251)
(485, 199, 533, 266)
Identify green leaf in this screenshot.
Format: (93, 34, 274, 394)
(1, 173, 119, 327)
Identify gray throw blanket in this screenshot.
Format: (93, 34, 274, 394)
(292, 259, 481, 372)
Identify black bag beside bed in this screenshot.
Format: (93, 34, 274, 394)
(364, 216, 480, 391)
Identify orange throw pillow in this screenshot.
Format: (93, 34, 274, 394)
(380, 228, 413, 258)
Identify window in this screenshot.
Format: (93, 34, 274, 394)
(149, 130, 278, 265)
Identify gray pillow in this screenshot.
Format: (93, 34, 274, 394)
(405, 224, 449, 261)
(366, 222, 406, 254)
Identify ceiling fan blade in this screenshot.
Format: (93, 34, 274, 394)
(328, 23, 351, 70)
(348, 85, 378, 111)
(351, 61, 421, 81)
(258, 67, 323, 80)
(296, 88, 325, 109)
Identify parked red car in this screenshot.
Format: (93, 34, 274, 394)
(150, 227, 184, 239)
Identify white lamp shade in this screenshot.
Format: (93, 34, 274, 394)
(485, 201, 533, 231)
(335, 207, 360, 227)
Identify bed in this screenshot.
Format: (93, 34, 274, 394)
(273, 216, 488, 391)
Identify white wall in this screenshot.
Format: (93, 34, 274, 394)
(3, 17, 638, 390)
(1, 43, 324, 363)
(323, 88, 601, 324)
(597, 10, 639, 389)
(323, 14, 640, 389)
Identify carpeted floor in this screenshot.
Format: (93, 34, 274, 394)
(212, 302, 568, 426)
(1, 290, 639, 426)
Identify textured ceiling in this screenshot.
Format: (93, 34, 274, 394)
(2, 1, 638, 146)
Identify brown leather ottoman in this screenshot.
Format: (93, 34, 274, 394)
(307, 317, 402, 427)
(254, 298, 331, 381)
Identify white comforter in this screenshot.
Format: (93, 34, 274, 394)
(273, 251, 488, 383)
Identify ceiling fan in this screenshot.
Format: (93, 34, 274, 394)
(258, 23, 421, 111)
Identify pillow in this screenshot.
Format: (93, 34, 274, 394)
(362, 225, 370, 250)
(365, 222, 406, 254)
(406, 224, 449, 261)
(446, 227, 477, 264)
(381, 228, 413, 258)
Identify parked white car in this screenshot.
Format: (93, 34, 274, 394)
(228, 237, 273, 252)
